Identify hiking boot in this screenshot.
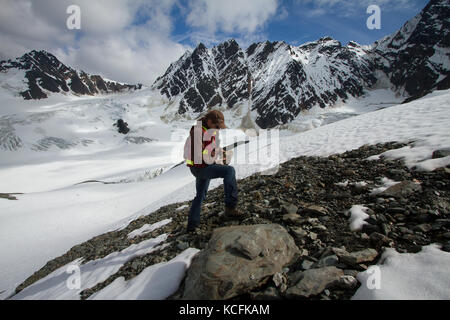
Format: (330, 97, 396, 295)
(186, 224, 199, 233)
(225, 206, 244, 217)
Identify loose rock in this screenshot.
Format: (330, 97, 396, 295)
(286, 266, 344, 298)
(379, 181, 422, 198)
(334, 248, 379, 266)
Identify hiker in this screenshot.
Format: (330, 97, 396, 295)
(184, 110, 242, 233)
(114, 119, 130, 134)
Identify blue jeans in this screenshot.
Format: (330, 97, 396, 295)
(187, 164, 238, 228)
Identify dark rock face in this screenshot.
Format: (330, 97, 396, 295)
(155, 38, 378, 128)
(153, 0, 449, 128)
(372, 0, 450, 100)
(0, 50, 142, 100)
(213, 39, 249, 108)
(114, 119, 130, 134)
(250, 39, 377, 128)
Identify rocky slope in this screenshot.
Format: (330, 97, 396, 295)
(154, 0, 449, 128)
(12, 142, 450, 300)
(0, 50, 142, 99)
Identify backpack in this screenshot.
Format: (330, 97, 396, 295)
(183, 124, 218, 166)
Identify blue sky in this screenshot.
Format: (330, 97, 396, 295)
(0, 0, 430, 84)
(169, 0, 429, 48)
(268, 0, 428, 45)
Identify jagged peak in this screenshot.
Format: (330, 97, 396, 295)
(190, 43, 211, 60)
(1, 48, 141, 100)
(28, 49, 51, 56)
(23, 49, 57, 61)
(180, 49, 192, 59)
(347, 41, 361, 47)
(318, 36, 334, 42)
(373, 0, 449, 51)
(266, 40, 287, 47)
(215, 38, 241, 51)
(194, 42, 207, 52)
(319, 37, 341, 46)
(0, 49, 53, 65)
(212, 39, 244, 61)
(297, 36, 341, 53)
(222, 38, 239, 46)
(18, 49, 63, 70)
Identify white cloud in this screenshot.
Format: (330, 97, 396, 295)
(305, 7, 327, 17)
(0, 0, 188, 85)
(0, 0, 75, 58)
(56, 32, 188, 85)
(186, 0, 279, 34)
(31, 0, 135, 34)
(179, 0, 280, 51)
(275, 6, 290, 21)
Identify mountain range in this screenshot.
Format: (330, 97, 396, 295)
(0, 0, 448, 129)
(0, 50, 142, 100)
(153, 0, 449, 128)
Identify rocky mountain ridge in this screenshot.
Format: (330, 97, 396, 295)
(154, 0, 449, 128)
(0, 50, 142, 100)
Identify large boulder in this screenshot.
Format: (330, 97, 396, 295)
(182, 224, 300, 300)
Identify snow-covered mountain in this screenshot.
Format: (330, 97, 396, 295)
(0, 50, 142, 100)
(371, 0, 449, 101)
(153, 0, 449, 128)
